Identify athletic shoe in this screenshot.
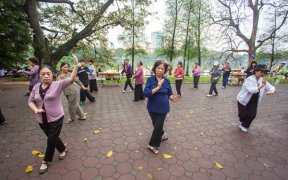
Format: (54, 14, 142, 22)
(122, 90, 126, 93)
(206, 94, 213, 97)
(238, 125, 248, 132)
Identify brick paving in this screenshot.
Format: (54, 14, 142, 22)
(0, 81, 287, 180)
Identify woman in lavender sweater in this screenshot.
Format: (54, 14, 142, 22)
(28, 54, 78, 174)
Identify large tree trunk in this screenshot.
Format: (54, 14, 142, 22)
(170, 0, 178, 61)
(196, 1, 201, 66)
(25, 0, 51, 65)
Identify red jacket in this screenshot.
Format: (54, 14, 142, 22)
(174, 67, 184, 78)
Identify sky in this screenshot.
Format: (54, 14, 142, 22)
(107, 0, 166, 48)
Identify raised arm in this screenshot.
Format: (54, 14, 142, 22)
(70, 54, 79, 82)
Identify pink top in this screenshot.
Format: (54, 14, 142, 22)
(28, 79, 72, 123)
(174, 67, 184, 78)
(192, 66, 201, 76)
(134, 66, 144, 85)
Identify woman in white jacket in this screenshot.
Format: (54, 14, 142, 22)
(237, 64, 275, 132)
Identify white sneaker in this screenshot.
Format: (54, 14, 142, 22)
(238, 125, 248, 132)
(130, 89, 134, 92)
(206, 94, 213, 97)
(122, 90, 126, 93)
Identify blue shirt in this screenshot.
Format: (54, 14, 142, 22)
(144, 76, 173, 113)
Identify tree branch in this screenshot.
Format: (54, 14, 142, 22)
(41, 26, 69, 35)
(37, 0, 86, 24)
(256, 10, 288, 49)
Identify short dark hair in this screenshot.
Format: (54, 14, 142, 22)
(60, 62, 70, 69)
(29, 57, 39, 65)
(39, 64, 53, 74)
(139, 61, 143, 66)
(152, 60, 168, 74)
(80, 59, 86, 63)
(177, 61, 183, 67)
(89, 60, 94, 63)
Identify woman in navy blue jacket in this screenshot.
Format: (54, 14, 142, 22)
(144, 60, 180, 154)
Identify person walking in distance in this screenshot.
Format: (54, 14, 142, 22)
(144, 60, 180, 154)
(88, 60, 98, 93)
(192, 63, 201, 89)
(173, 61, 184, 96)
(58, 62, 87, 124)
(207, 61, 222, 97)
(77, 59, 96, 105)
(237, 65, 275, 132)
(272, 62, 286, 86)
(132, 61, 145, 101)
(121, 59, 134, 93)
(222, 61, 232, 88)
(28, 54, 79, 174)
(20, 57, 40, 96)
(245, 61, 257, 78)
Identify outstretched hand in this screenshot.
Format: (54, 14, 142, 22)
(265, 90, 275, 95)
(71, 54, 79, 66)
(170, 95, 181, 102)
(34, 108, 45, 114)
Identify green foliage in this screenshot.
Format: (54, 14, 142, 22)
(0, 0, 32, 68)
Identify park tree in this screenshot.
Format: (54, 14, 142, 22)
(117, 0, 151, 70)
(163, 0, 183, 62)
(213, 0, 288, 64)
(0, 0, 32, 68)
(23, 0, 151, 67)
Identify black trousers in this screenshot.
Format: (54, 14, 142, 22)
(80, 85, 95, 102)
(89, 79, 98, 92)
(193, 76, 200, 89)
(124, 75, 134, 91)
(39, 117, 66, 162)
(209, 81, 218, 95)
(0, 108, 6, 123)
(134, 84, 145, 101)
(148, 112, 167, 147)
(175, 79, 183, 95)
(237, 101, 258, 129)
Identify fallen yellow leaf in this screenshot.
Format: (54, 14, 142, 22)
(137, 166, 144, 170)
(264, 163, 269, 167)
(5, 154, 9, 158)
(83, 138, 88, 142)
(215, 162, 223, 169)
(194, 147, 198, 150)
(106, 150, 113, 158)
(147, 172, 154, 180)
(156, 167, 162, 171)
(124, 142, 128, 146)
(134, 150, 139, 153)
(38, 154, 45, 158)
(139, 133, 143, 136)
(163, 154, 173, 159)
(25, 165, 33, 173)
(32, 150, 40, 155)
(199, 132, 204, 136)
(93, 130, 100, 134)
(176, 121, 181, 125)
(173, 147, 177, 150)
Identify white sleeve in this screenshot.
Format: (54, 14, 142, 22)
(244, 77, 259, 93)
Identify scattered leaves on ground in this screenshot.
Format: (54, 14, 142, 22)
(147, 172, 154, 180)
(93, 130, 100, 134)
(25, 165, 33, 173)
(32, 150, 40, 155)
(38, 154, 45, 158)
(215, 162, 224, 169)
(106, 150, 113, 158)
(163, 154, 173, 159)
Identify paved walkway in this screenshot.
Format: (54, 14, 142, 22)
(0, 81, 287, 180)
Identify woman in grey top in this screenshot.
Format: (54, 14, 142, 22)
(207, 61, 222, 97)
(58, 62, 87, 124)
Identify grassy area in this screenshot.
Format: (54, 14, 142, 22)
(9, 75, 288, 84)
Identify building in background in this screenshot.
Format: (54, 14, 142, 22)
(151, 31, 164, 50)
